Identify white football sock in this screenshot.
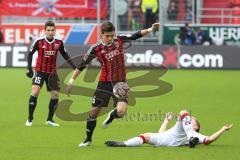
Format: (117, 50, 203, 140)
(124, 137, 144, 146)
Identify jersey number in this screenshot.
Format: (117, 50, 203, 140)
(35, 77, 42, 84)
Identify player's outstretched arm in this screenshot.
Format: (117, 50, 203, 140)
(66, 68, 81, 96)
(141, 23, 160, 37)
(118, 23, 160, 41)
(158, 112, 174, 133)
(204, 124, 233, 145)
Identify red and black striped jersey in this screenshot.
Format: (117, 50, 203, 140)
(28, 36, 75, 74)
(77, 31, 143, 82)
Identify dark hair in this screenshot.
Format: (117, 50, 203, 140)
(195, 119, 200, 132)
(101, 21, 115, 34)
(45, 20, 55, 30)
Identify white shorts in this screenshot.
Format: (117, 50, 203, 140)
(148, 121, 189, 147)
(148, 132, 174, 147)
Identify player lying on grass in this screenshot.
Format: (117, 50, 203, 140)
(105, 110, 233, 147)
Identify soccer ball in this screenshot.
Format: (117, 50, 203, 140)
(113, 82, 129, 98)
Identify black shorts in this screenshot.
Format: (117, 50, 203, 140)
(92, 81, 128, 107)
(32, 72, 60, 91)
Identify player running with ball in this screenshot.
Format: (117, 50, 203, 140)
(105, 110, 233, 147)
(66, 21, 160, 147)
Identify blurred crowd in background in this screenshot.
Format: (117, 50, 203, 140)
(1, 0, 240, 46)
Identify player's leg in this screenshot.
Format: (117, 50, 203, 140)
(26, 72, 44, 126)
(179, 110, 201, 147)
(79, 107, 102, 147)
(124, 133, 151, 146)
(45, 73, 60, 126)
(80, 83, 111, 147)
(26, 85, 41, 126)
(105, 133, 152, 147)
(116, 101, 128, 117)
(179, 110, 195, 137)
(102, 97, 128, 128)
(45, 90, 59, 126)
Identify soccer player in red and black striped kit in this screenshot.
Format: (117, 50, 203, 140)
(66, 21, 159, 146)
(25, 21, 75, 127)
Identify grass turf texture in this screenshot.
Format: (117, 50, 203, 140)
(0, 68, 239, 160)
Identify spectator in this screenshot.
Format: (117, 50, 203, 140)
(167, 1, 178, 20)
(185, 8, 193, 21)
(229, 1, 240, 24)
(116, 0, 128, 30)
(195, 28, 207, 45)
(141, 0, 158, 28)
(128, 0, 142, 30)
(0, 27, 3, 44)
(179, 23, 195, 45)
(229, 1, 240, 8)
(211, 36, 224, 46)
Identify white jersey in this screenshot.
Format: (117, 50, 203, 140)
(148, 121, 207, 147)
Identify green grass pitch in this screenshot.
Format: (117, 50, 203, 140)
(0, 68, 239, 160)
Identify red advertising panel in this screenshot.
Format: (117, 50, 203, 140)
(0, 0, 108, 18)
(1, 24, 71, 44)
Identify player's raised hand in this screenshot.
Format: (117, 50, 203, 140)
(166, 112, 174, 121)
(66, 85, 73, 97)
(151, 23, 160, 32)
(222, 124, 233, 131)
(26, 69, 33, 78)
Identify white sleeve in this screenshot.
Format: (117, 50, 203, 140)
(191, 131, 207, 144)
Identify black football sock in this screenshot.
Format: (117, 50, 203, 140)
(85, 115, 97, 142)
(106, 108, 121, 124)
(47, 98, 59, 121)
(28, 95, 38, 121)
